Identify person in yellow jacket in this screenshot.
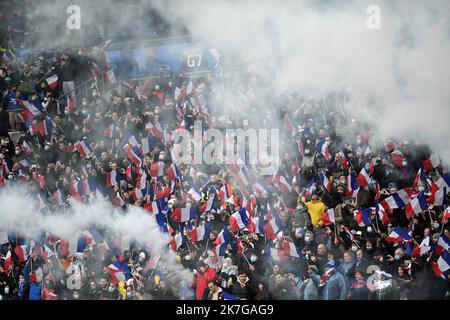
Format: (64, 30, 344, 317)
(305, 191, 325, 228)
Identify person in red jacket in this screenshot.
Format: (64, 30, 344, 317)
(194, 260, 217, 300)
(41, 274, 58, 300)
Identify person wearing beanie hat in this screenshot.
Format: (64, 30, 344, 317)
(321, 260, 347, 300)
(194, 259, 217, 300)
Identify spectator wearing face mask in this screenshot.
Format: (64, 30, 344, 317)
(387, 248, 406, 276)
(320, 262, 347, 300)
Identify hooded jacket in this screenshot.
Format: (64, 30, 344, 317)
(305, 199, 325, 227)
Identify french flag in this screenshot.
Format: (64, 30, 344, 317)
(150, 162, 165, 178)
(3, 250, 12, 272)
(79, 228, 103, 246)
(283, 241, 304, 260)
(229, 208, 251, 232)
(413, 168, 431, 190)
(127, 146, 143, 167)
(322, 208, 335, 226)
(442, 207, 450, 224)
(145, 121, 164, 138)
(105, 69, 116, 84)
(253, 181, 270, 197)
(405, 192, 429, 218)
(317, 140, 330, 161)
(381, 189, 411, 210)
(428, 185, 446, 206)
(319, 172, 331, 193)
(354, 208, 373, 227)
(166, 163, 179, 181)
(30, 118, 53, 136)
(190, 223, 210, 242)
(104, 124, 115, 139)
(436, 251, 450, 274)
(45, 73, 59, 89)
(174, 86, 186, 101)
(304, 179, 316, 199)
(18, 159, 30, 168)
(340, 149, 351, 169)
(52, 189, 65, 206)
(435, 173, 450, 192)
(251, 214, 266, 234)
(411, 236, 431, 258)
(357, 167, 372, 187)
(375, 203, 390, 225)
(212, 227, 230, 257)
(274, 172, 292, 193)
(170, 232, 186, 251)
(106, 264, 125, 284)
(106, 169, 119, 188)
(69, 179, 82, 202)
(385, 226, 412, 243)
(342, 226, 356, 241)
(435, 233, 450, 255)
(74, 140, 92, 158)
(172, 204, 198, 223)
(187, 187, 202, 202)
(347, 172, 359, 197)
(423, 153, 441, 171)
(203, 193, 215, 213)
(17, 99, 41, 121)
(141, 136, 158, 155)
(185, 79, 196, 97)
(264, 215, 283, 240)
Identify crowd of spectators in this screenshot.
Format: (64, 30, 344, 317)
(0, 23, 449, 301)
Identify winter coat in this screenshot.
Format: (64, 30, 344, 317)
(322, 271, 347, 300)
(195, 267, 217, 300)
(299, 274, 321, 300)
(305, 199, 325, 227)
(231, 277, 254, 300)
(295, 205, 311, 229)
(29, 283, 42, 300)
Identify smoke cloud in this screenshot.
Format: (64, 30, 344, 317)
(0, 187, 193, 286)
(149, 0, 450, 164)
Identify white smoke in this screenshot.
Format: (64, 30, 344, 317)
(0, 187, 193, 288)
(150, 0, 450, 165)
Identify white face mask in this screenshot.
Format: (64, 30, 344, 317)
(304, 236, 311, 242)
(356, 139, 361, 144)
(434, 223, 440, 229)
(250, 255, 258, 263)
(44, 145, 49, 151)
(4, 287, 9, 295)
(351, 245, 358, 251)
(402, 161, 407, 167)
(418, 186, 425, 192)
